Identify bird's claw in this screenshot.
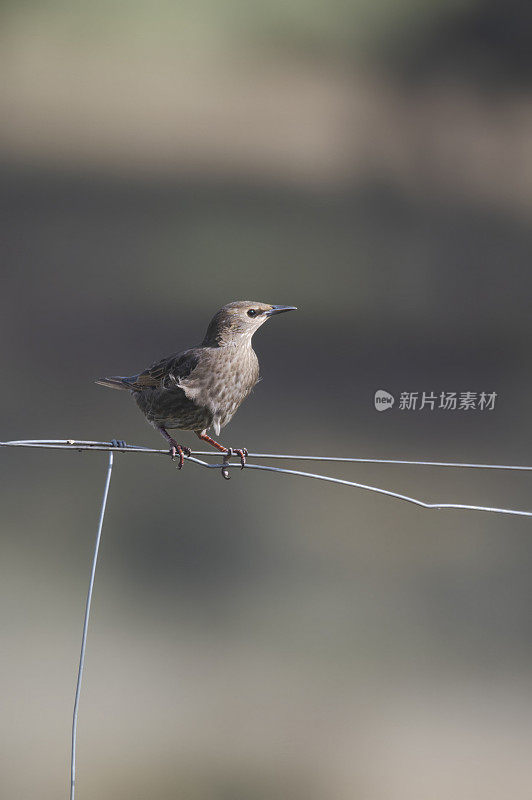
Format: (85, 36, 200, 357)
(110, 439, 127, 449)
(170, 444, 191, 469)
(221, 447, 248, 479)
(235, 448, 248, 469)
(221, 449, 232, 480)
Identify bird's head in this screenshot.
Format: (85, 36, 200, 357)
(203, 301, 297, 346)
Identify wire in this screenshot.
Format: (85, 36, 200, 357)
(2, 439, 532, 517)
(70, 451, 114, 800)
(2, 439, 532, 472)
(2, 436, 531, 797)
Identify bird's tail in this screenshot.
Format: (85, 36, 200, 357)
(95, 375, 135, 391)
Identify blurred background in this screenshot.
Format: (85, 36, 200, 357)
(2, 1, 532, 797)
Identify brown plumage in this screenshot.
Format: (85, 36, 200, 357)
(96, 300, 296, 473)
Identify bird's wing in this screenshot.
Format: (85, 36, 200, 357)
(129, 349, 200, 390)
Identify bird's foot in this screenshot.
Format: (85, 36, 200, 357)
(169, 442, 191, 469)
(233, 448, 249, 469)
(157, 427, 191, 468)
(110, 439, 127, 449)
(221, 447, 248, 479)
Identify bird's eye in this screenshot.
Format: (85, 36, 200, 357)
(247, 309, 258, 317)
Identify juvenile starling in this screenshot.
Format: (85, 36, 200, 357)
(96, 301, 296, 474)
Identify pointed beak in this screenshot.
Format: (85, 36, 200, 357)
(265, 305, 298, 316)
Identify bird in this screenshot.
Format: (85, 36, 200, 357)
(96, 301, 297, 476)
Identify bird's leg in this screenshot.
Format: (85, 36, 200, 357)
(158, 426, 191, 469)
(195, 431, 227, 452)
(195, 432, 248, 478)
(110, 439, 127, 449)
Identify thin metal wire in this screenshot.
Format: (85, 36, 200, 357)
(2, 439, 531, 518)
(237, 462, 532, 517)
(2, 439, 532, 472)
(2, 436, 528, 800)
(1, 436, 531, 796)
(70, 451, 114, 800)
(183, 456, 532, 517)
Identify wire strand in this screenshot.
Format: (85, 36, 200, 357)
(70, 451, 114, 800)
(2, 439, 531, 518)
(2, 436, 531, 796)
(2, 439, 532, 472)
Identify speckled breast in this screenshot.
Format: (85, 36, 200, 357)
(205, 347, 260, 433)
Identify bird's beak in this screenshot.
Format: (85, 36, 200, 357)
(265, 305, 298, 316)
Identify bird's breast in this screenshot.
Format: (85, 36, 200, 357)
(199, 345, 259, 431)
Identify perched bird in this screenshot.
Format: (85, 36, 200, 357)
(96, 301, 296, 475)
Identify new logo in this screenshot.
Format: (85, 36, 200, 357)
(374, 389, 395, 411)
